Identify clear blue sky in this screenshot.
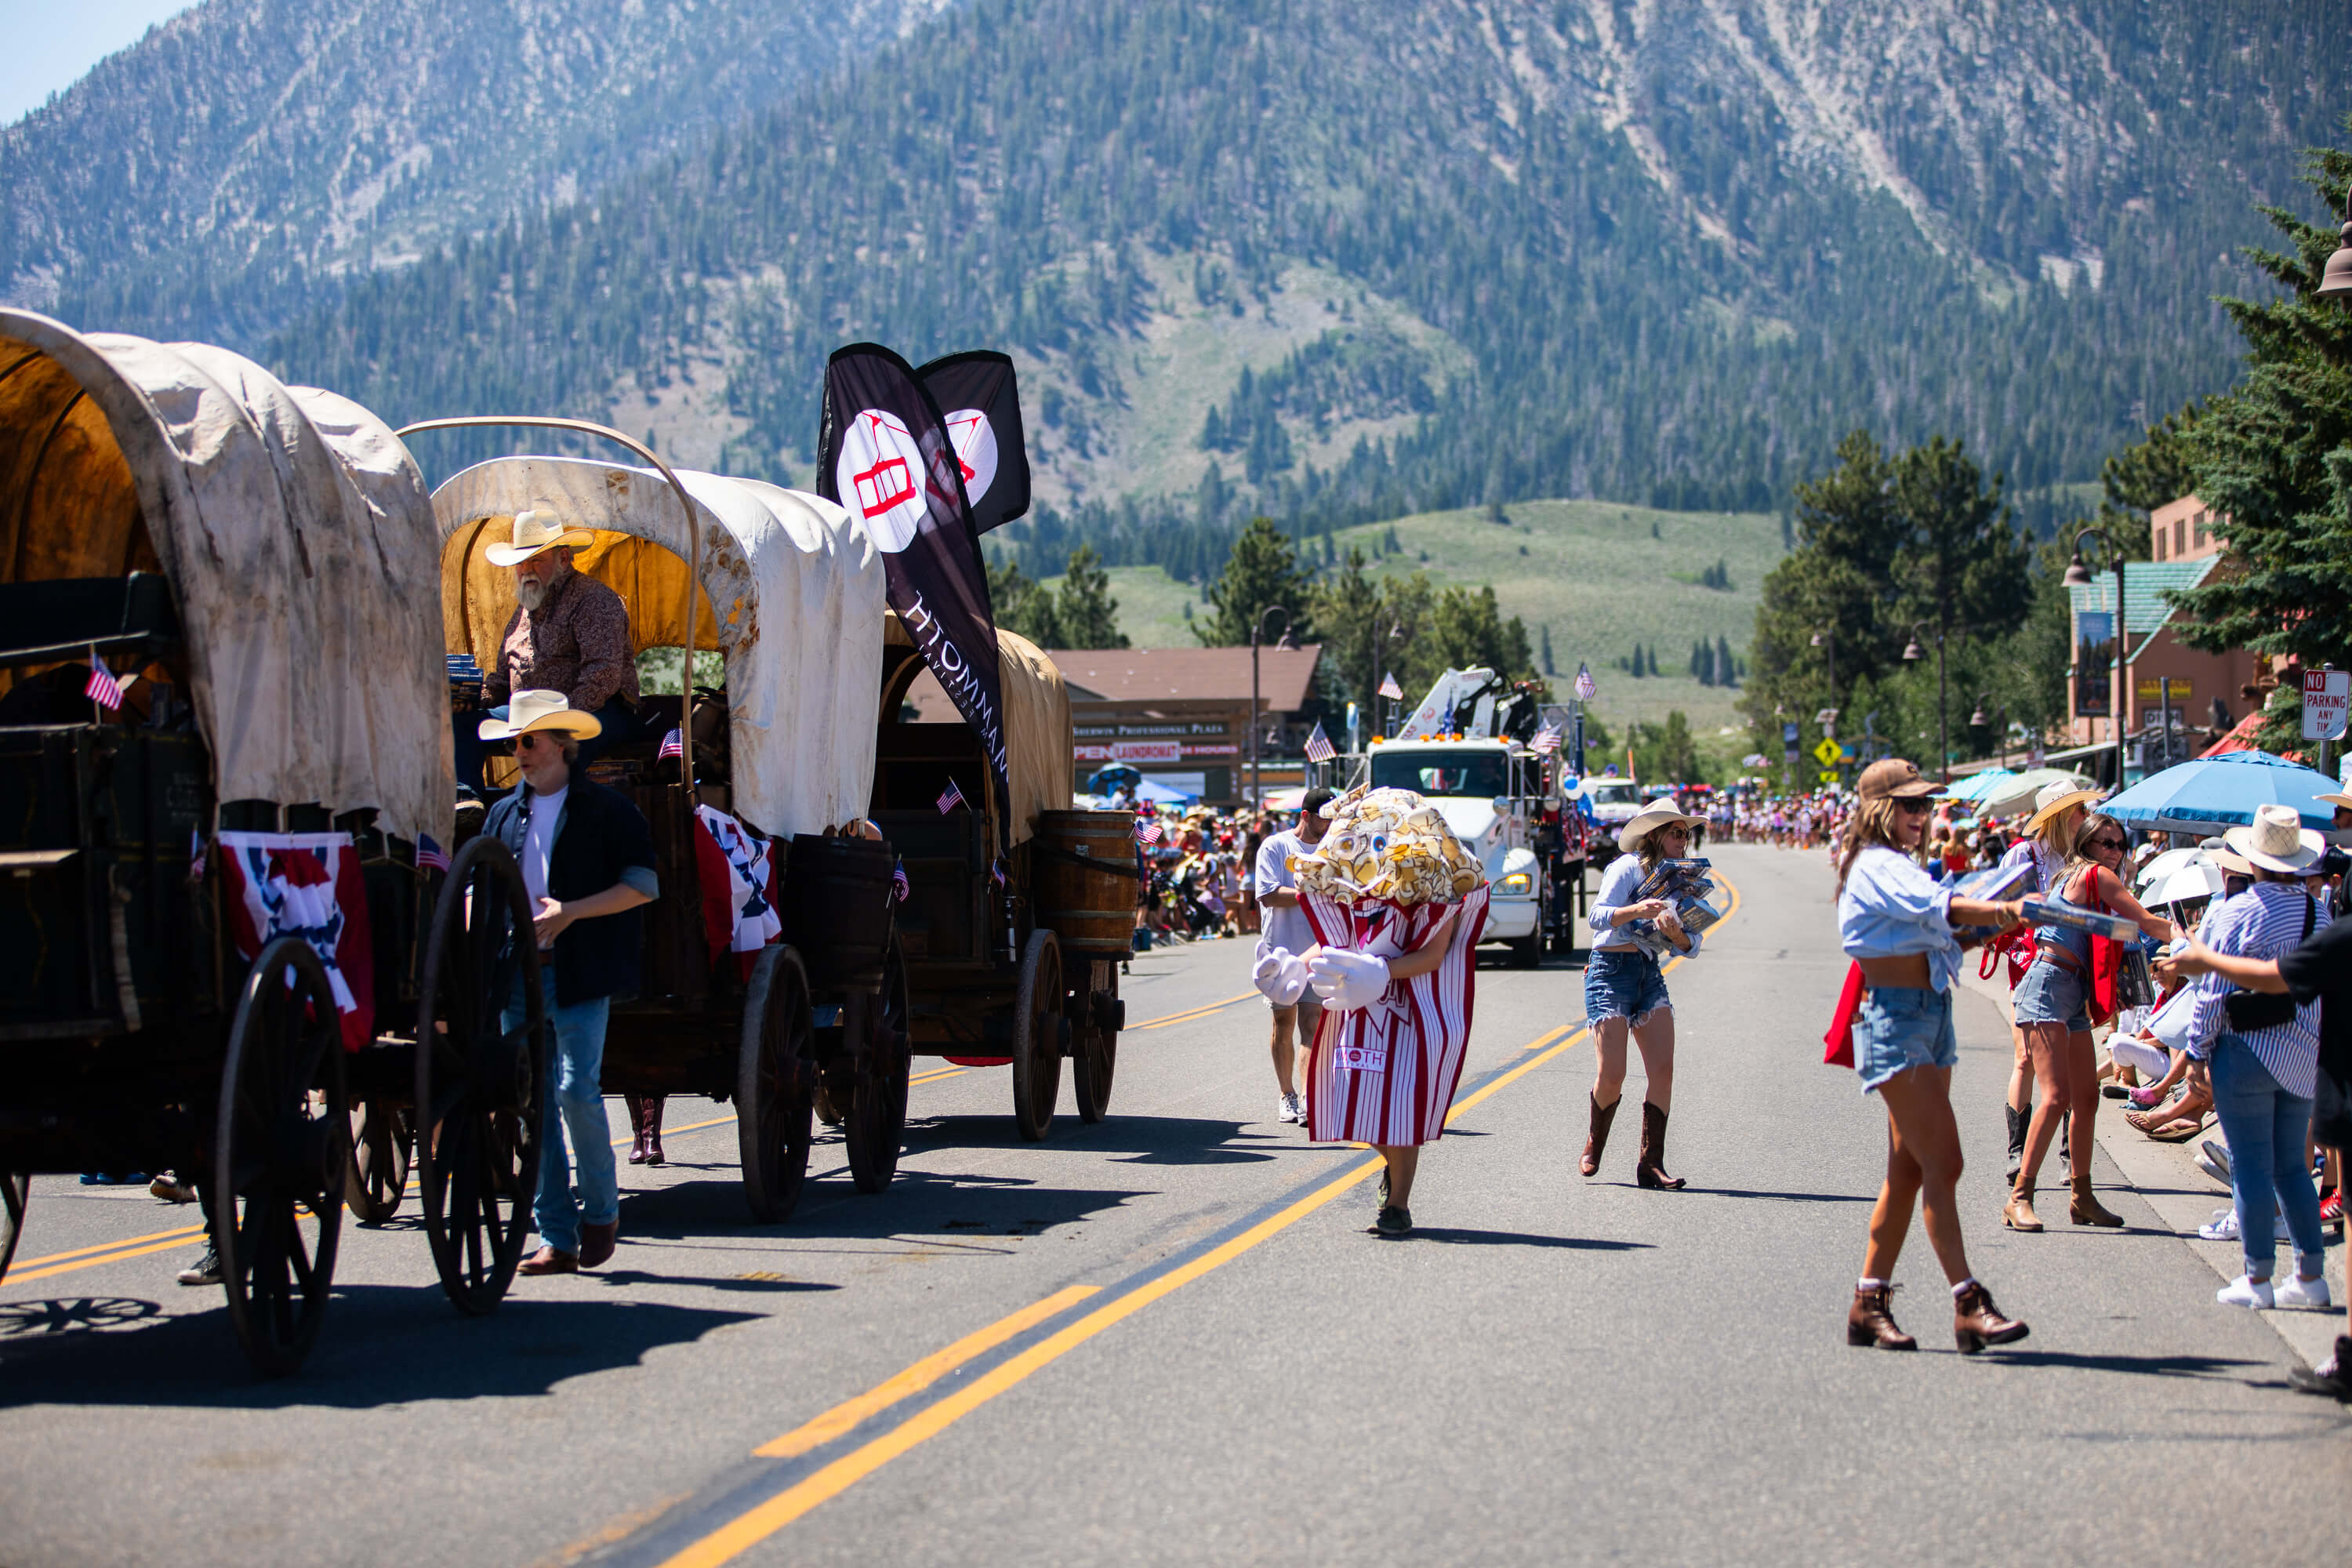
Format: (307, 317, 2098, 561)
(3, 2, 197, 126)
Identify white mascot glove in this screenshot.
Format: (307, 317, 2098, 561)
(1251, 940, 1311, 1007)
(1305, 946, 1391, 1012)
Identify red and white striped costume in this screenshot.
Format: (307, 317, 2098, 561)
(1298, 885, 1490, 1146)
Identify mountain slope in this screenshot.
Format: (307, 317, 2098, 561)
(1, 0, 953, 329)
(13, 0, 2346, 533)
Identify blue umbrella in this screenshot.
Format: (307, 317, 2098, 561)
(2102, 749, 2343, 833)
(1944, 768, 2016, 804)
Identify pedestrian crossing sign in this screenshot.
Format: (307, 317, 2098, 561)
(1812, 739, 1842, 766)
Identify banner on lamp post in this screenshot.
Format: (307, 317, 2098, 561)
(2074, 610, 2114, 718)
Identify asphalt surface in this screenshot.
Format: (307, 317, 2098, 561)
(2, 842, 2345, 1566)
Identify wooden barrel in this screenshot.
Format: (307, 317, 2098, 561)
(1032, 809, 1144, 956)
(779, 833, 895, 988)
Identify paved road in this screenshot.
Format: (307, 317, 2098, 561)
(2, 844, 2344, 1566)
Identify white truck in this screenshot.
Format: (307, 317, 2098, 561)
(1577, 775, 1649, 873)
(1368, 668, 1555, 967)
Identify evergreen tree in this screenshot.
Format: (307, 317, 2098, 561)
(2169, 115, 2352, 747)
(1197, 516, 1318, 646)
(1054, 544, 1128, 649)
(1428, 585, 1541, 686)
(1308, 546, 1385, 728)
(989, 556, 1063, 648)
(1715, 634, 1737, 688)
(1889, 435, 2032, 650)
(1539, 623, 1555, 674)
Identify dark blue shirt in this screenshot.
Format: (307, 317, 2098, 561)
(484, 777, 659, 1005)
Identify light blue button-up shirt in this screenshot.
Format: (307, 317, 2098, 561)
(1838, 846, 1963, 993)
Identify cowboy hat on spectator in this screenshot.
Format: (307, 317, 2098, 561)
(1617, 796, 1703, 853)
(477, 688, 603, 743)
(485, 509, 597, 567)
(2025, 779, 2102, 832)
(2221, 802, 2325, 875)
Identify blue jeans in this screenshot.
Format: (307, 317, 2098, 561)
(1855, 985, 1959, 1094)
(1584, 946, 1670, 1027)
(2012, 957, 2090, 1033)
(506, 967, 617, 1255)
(2209, 1033, 2327, 1279)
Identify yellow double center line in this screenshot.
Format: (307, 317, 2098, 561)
(634, 870, 1740, 1567)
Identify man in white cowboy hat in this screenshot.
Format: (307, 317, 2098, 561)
(454, 509, 641, 792)
(479, 691, 659, 1275)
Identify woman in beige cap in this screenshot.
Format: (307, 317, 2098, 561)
(1836, 759, 2031, 1353)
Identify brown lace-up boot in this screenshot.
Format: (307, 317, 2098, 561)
(1635, 1101, 1686, 1189)
(2002, 1181, 2043, 1232)
(1580, 1092, 1620, 1178)
(1846, 1285, 1916, 1351)
(1951, 1281, 2030, 1354)
(2068, 1174, 2122, 1227)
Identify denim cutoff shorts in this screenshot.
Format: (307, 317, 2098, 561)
(2012, 956, 2091, 1033)
(1856, 985, 1958, 1093)
(1585, 946, 1670, 1027)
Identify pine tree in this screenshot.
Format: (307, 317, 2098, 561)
(1197, 516, 1319, 646)
(1054, 545, 1128, 649)
(1539, 623, 1555, 674)
(1716, 634, 1737, 688)
(988, 556, 1062, 648)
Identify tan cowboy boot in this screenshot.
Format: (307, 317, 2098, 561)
(2002, 1181, 2044, 1232)
(1952, 1281, 2030, 1354)
(1846, 1285, 1917, 1351)
(2069, 1173, 2122, 1227)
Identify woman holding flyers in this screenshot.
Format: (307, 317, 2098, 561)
(1582, 798, 1708, 1189)
(1835, 759, 2032, 1354)
(2005, 811, 2178, 1232)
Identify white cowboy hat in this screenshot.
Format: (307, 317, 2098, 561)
(2318, 792, 2352, 813)
(2025, 780, 2102, 833)
(2221, 802, 2325, 875)
(1617, 797, 1700, 853)
(476, 688, 603, 743)
(484, 509, 597, 567)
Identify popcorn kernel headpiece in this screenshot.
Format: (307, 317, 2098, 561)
(1290, 786, 1484, 906)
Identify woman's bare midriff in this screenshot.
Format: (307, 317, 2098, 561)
(1858, 954, 1932, 991)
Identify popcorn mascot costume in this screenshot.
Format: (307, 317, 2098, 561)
(1251, 786, 1490, 1236)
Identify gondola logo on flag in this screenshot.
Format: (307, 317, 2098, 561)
(85, 650, 123, 711)
(943, 408, 998, 506)
(1304, 721, 1336, 763)
(839, 408, 929, 552)
(218, 832, 376, 1052)
(937, 778, 968, 814)
(1574, 663, 1596, 701)
(1379, 671, 1403, 701)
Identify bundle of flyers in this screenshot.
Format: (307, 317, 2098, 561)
(1947, 860, 2034, 936)
(1624, 858, 1720, 957)
(2020, 896, 2142, 944)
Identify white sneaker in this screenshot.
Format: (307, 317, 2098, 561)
(2200, 1209, 2240, 1242)
(1276, 1094, 1300, 1124)
(2276, 1273, 2334, 1310)
(2216, 1275, 2274, 1310)
(1287, 1093, 1307, 1125)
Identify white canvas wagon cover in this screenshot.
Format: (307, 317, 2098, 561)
(434, 456, 887, 840)
(0, 309, 452, 849)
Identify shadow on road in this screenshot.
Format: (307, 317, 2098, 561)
(0, 1284, 760, 1410)
(1974, 1349, 2267, 1380)
(626, 1169, 1152, 1243)
(912, 1112, 1276, 1167)
(1690, 1188, 1875, 1204)
(1403, 1229, 1653, 1250)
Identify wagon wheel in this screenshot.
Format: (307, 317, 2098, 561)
(213, 936, 349, 1377)
(1073, 959, 1120, 1124)
(343, 1095, 412, 1224)
(738, 946, 816, 1222)
(0, 1171, 30, 1283)
(1011, 930, 1063, 1142)
(416, 837, 546, 1316)
(845, 935, 912, 1193)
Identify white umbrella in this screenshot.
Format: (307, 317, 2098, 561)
(1973, 766, 2096, 818)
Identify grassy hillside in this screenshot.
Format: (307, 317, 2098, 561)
(1040, 495, 1782, 750)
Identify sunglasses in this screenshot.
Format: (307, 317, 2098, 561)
(2089, 836, 2128, 853)
(1892, 797, 1934, 815)
(514, 731, 561, 752)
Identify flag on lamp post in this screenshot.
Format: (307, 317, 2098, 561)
(1530, 723, 1563, 756)
(1303, 720, 1336, 763)
(1378, 671, 1403, 701)
(1573, 662, 1596, 701)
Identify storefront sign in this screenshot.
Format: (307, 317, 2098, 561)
(1074, 744, 1113, 762)
(1181, 742, 1238, 757)
(1112, 740, 1183, 764)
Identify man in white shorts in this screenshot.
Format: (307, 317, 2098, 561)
(1255, 787, 1334, 1124)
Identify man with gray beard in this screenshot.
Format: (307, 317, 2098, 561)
(454, 510, 641, 792)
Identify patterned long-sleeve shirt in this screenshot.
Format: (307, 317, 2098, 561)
(486, 566, 639, 713)
(2181, 882, 2325, 1098)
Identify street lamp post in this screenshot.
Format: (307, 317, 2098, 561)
(1250, 604, 1293, 808)
(2063, 526, 2126, 789)
(1969, 694, 2009, 770)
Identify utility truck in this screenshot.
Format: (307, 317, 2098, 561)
(1370, 668, 1573, 966)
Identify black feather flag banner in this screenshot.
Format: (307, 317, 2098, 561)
(914, 350, 1031, 537)
(818, 343, 1008, 843)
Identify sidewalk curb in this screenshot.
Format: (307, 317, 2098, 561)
(1955, 959, 2344, 1373)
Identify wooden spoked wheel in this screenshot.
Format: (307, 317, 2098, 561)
(1011, 930, 1063, 1143)
(1072, 958, 1119, 1124)
(738, 946, 816, 1222)
(0, 1171, 30, 1283)
(416, 836, 547, 1317)
(213, 936, 349, 1377)
(343, 1095, 412, 1224)
(845, 935, 912, 1194)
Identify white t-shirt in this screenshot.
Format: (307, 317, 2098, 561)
(1254, 827, 1317, 956)
(523, 783, 568, 911)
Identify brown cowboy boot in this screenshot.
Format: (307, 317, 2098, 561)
(2002, 1181, 2044, 1232)
(2068, 1173, 2122, 1228)
(1846, 1284, 1917, 1351)
(1580, 1092, 1621, 1178)
(1635, 1101, 1686, 1190)
(624, 1094, 651, 1165)
(642, 1095, 666, 1167)
(1952, 1280, 2029, 1354)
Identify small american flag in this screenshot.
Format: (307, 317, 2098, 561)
(85, 651, 124, 712)
(1303, 720, 1335, 763)
(416, 834, 451, 873)
(891, 857, 910, 902)
(1573, 662, 1596, 701)
(937, 778, 967, 814)
(188, 827, 208, 884)
(990, 857, 1007, 887)
(1378, 671, 1403, 700)
(1136, 818, 1163, 845)
(1530, 723, 1563, 756)
(659, 728, 684, 759)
